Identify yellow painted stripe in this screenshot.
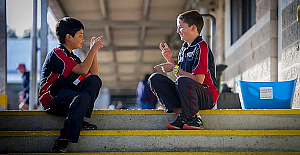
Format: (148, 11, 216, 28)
(0, 110, 168, 116)
(0, 94, 7, 106)
(7, 152, 300, 155)
(199, 109, 300, 115)
(1, 109, 300, 116)
(92, 110, 168, 115)
(0, 110, 49, 116)
(1, 130, 300, 137)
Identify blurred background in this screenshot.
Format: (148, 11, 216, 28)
(3, 0, 300, 110)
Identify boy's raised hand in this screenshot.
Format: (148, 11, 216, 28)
(90, 37, 96, 49)
(159, 43, 172, 63)
(90, 36, 104, 51)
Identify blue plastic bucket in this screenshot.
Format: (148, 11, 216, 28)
(237, 78, 297, 109)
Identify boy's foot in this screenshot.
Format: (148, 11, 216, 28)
(183, 115, 204, 130)
(82, 121, 97, 130)
(51, 138, 68, 153)
(167, 114, 187, 130)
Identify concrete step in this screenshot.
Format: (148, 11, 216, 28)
(1, 130, 300, 153)
(1, 109, 300, 130)
(6, 152, 300, 155)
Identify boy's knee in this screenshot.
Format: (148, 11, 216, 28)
(177, 77, 190, 87)
(148, 73, 163, 84)
(88, 75, 102, 88)
(69, 93, 91, 110)
(78, 92, 91, 103)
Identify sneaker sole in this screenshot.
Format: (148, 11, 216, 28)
(82, 127, 97, 130)
(51, 148, 67, 153)
(183, 124, 204, 130)
(167, 124, 183, 130)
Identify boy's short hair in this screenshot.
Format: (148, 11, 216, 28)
(55, 17, 84, 44)
(177, 10, 204, 34)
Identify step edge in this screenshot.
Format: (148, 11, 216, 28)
(1, 109, 300, 116)
(1, 130, 300, 137)
(7, 152, 300, 155)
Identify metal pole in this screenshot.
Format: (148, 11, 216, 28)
(0, 0, 7, 110)
(201, 14, 216, 52)
(40, 0, 48, 72)
(29, 0, 38, 110)
(201, 14, 217, 90)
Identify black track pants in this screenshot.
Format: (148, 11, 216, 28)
(149, 73, 213, 117)
(45, 75, 102, 143)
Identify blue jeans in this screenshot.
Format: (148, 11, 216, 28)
(141, 102, 156, 109)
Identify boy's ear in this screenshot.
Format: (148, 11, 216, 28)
(65, 34, 72, 42)
(191, 25, 198, 33)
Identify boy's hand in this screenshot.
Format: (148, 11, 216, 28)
(159, 43, 172, 62)
(90, 36, 104, 50)
(154, 62, 175, 73)
(90, 37, 96, 49)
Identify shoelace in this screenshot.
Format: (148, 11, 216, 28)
(195, 116, 203, 125)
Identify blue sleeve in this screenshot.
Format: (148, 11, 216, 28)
(48, 52, 64, 74)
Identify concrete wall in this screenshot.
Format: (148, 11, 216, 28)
(218, 0, 300, 108)
(223, 0, 278, 91)
(279, 0, 300, 108)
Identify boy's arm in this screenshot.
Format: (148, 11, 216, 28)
(172, 65, 205, 83)
(154, 63, 204, 83)
(72, 36, 103, 75)
(176, 69, 205, 83)
(174, 67, 205, 83)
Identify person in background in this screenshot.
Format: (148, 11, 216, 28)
(39, 17, 103, 153)
(149, 10, 219, 130)
(136, 74, 158, 109)
(16, 63, 29, 110)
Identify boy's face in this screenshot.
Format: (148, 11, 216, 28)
(176, 19, 193, 42)
(69, 29, 85, 50)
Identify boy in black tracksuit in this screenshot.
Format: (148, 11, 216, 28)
(39, 17, 104, 152)
(149, 10, 219, 130)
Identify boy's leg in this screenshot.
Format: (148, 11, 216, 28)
(75, 75, 102, 118)
(47, 88, 91, 143)
(177, 76, 213, 117)
(148, 73, 181, 113)
(46, 88, 93, 152)
(176, 77, 213, 130)
(149, 73, 186, 130)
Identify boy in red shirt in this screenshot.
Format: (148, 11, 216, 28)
(39, 17, 103, 152)
(149, 10, 219, 130)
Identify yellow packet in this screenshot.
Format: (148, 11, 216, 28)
(298, 5, 300, 24)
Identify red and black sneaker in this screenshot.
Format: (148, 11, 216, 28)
(183, 115, 204, 130)
(167, 114, 187, 130)
(51, 138, 68, 153)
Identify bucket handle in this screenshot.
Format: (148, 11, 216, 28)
(235, 78, 239, 87)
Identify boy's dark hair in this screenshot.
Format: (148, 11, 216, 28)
(177, 10, 204, 34)
(55, 17, 84, 44)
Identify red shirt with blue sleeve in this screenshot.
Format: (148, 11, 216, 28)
(39, 44, 89, 108)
